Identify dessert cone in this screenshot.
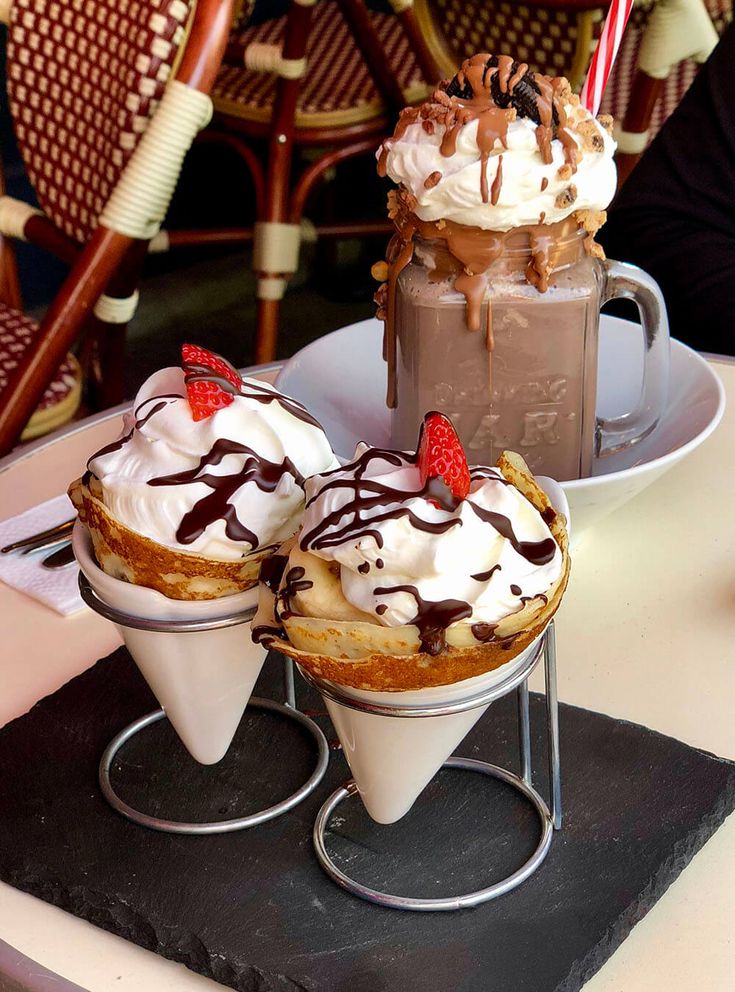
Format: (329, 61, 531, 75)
(256, 453, 569, 818)
(71, 486, 269, 764)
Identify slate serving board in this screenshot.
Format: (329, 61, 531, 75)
(0, 647, 733, 992)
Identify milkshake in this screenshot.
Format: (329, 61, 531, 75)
(375, 54, 667, 481)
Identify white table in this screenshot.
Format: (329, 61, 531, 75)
(1, 361, 733, 992)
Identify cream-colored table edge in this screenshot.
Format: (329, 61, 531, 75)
(1, 361, 733, 992)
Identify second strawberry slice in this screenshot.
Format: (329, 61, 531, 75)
(181, 344, 242, 422)
(417, 411, 471, 503)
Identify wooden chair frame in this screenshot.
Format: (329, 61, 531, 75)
(161, 0, 443, 364)
(0, 0, 236, 456)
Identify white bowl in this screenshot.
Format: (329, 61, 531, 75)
(277, 317, 725, 539)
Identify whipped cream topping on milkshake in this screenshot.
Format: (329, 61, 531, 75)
(381, 96, 615, 232)
(88, 367, 338, 561)
(297, 442, 562, 638)
(378, 52, 616, 231)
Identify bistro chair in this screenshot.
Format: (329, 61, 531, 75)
(598, 0, 728, 183)
(160, 0, 442, 364)
(0, 0, 236, 457)
(413, 0, 724, 184)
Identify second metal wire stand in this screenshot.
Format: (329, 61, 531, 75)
(79, 573, 330, 835)
(301, 622, 561, 911)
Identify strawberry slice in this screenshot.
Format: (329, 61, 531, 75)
(181, 344, 242, 421)
(417, 411, 471, 504)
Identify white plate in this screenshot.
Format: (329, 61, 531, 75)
(277, 316, 725, 538)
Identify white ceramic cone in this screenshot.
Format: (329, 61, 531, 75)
(73, 522, 267, 764)
(322, 639, 540, 824)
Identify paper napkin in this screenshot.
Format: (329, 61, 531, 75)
(0, 495, 82, 615)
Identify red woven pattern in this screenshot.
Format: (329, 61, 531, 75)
(6, 0, 193, 245)
(600, 0, 732, 143)
(0, 305, 78, 412)
(213, 2, 426, 124)
(429, 0, 597, 80)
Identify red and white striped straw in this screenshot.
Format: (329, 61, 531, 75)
(580, 0, 634, 116)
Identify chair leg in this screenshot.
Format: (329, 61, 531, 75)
(0, 228, 135, 456)
(83, 242, 148, 410)
(253, 212, 300, 363)
(615, 69, 664, 187)
(85, 316, 130, 409)
(255, 297, 281, 364)
(0, 235, 22, 309)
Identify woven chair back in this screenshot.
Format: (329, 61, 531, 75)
(6, 0, 194, 244)
(600, 0, 732, 137)
(414, 0, 605, 91)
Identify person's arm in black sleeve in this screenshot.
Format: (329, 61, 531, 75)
(598, 22, 735, 355)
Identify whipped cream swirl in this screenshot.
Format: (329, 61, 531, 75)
(88, 367, 338, 560)
(299, 443, 562, 633)
(383, 110, 616, 232)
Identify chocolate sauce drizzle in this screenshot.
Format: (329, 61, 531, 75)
(260, 553, 288, 593)
(252, 554, 290, 644)
(374, 584, 472, 656)
(183, 354, 324, 431)
(87, 393, 183, 467)
(251, 623, 283, 646)
(471, 563, 501, 582)
(148, 440, 304, 550)
(470, 622, 520, 650)
(299, 445, 558, 655)
(303, 446, 557, 570)
(277, 566, 314, 621)
(300, 447, 461, 553)
(467, 502, 557, 566)
(89, 357, 327, 553)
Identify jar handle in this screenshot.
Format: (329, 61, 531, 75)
(597, 260, 670, 458)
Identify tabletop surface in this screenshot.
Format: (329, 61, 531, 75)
(1, 362, 733, 992)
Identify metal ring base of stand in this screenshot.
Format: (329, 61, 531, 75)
(314, 757, 553, 912)
(100, 697, 330, 835)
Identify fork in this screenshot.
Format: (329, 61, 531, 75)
(1, 517, 75, 555)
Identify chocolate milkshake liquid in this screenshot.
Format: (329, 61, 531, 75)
(391, 228, 600, 481)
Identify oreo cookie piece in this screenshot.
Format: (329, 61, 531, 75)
(446, 55, 559, 131)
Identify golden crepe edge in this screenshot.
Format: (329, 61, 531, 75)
(255, 451, 570, 691)
(69, 474, 268, 600)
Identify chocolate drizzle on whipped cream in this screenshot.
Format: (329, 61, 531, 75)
(87, 393, 183, 466)
(295, 444, 561, 654)
(300, 447, 461, 552)
(467, 503, 556, 567)
(302, 448, 551, 568)
(147, 440, 303, 551)
(373, 584, 472, 655)
(87, 368, 330, 556)
(184, 353, 324, 431)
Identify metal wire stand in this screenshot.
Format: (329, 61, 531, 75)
(303, 622, 561, 911)
(79, 573, 330, 835)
